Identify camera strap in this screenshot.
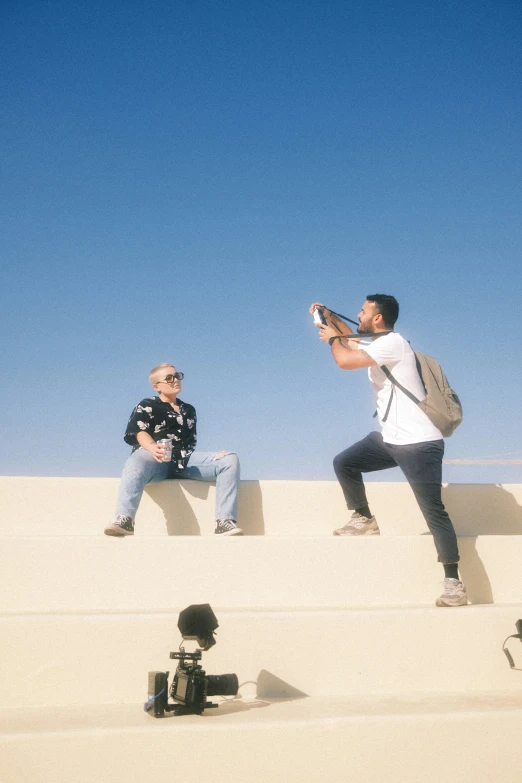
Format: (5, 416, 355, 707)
(327, 309, 359, 327)
(326, 308, 393, 340)
(329, 331, 394, 342)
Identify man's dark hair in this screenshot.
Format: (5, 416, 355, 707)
(366, 294, 399, 328)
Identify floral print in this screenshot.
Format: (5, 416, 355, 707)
(124, 397, 197, 471)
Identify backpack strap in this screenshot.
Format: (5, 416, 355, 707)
(381, 383, 395, 422)
(380, 365, 421, 421)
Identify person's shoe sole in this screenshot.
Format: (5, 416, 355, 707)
(104, 526, 134, 537)
(333, 528, 380, 536)
(215, 528, 244, 536)
(435, 597, 468, 607)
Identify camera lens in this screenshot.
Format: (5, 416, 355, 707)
(206, 673, 239, 697)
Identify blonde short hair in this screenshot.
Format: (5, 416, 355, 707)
(149, 363, 175, 384)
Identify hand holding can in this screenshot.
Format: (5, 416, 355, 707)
(158, 439, 173, 462)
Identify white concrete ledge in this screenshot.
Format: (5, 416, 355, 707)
(2, 697, 522, 783)
(3, 476, 522, 781)
(2, 536, 521, 612)
(3, 606, 522, 708)
(2, 477, 522, 536)
(3, 696, 522, 782)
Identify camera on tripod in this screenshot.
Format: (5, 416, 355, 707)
(144, 603, 239, 717)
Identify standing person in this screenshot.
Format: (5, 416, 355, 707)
(309, 295, 467, 607)
(104, 363, 242, 537)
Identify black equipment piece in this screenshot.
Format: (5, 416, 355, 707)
(502, 619, 522, 669)
(177, 603, 218, 651)
(144, 604, 239, 717)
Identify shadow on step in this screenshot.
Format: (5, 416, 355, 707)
(145, 480, 266, 535)
(199, 698, 272, 717)
(165, 670, 309, 719)
(421, 533, 495, 603)
(458, 538, 493, 604)
(443, 484, 522, 535)
(256, 670, 309, 701)
(146, 482, 206, 535)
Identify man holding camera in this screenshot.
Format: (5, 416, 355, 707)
(104, 363, 242, 537)
(310, 295, 467, 607)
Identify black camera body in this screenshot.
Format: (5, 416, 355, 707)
(146, 649, 239, 717)
(144, 603, 238, 717)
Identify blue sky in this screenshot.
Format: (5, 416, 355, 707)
(1, 0, 521, 483)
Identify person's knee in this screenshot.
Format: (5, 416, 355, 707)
(124, 448, 155, 468)
(121, 449, 158, 480)
(333, 452, 353, 476)
(218, 452, 240, 473)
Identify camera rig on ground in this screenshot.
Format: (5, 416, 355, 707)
(144, 604, 239, 717)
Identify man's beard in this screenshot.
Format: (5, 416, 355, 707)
(357, 324, 374, 335)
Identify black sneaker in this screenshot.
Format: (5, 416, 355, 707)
(104, 515, 135, 537)
(214, 519, 243, 536)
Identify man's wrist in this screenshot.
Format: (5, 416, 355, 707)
(328, 336, 339, 346)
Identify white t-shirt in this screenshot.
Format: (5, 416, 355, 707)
(358, 332, 443, 445)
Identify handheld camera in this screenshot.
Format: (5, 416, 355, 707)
(146, 650, 238, 717)
(312, 307, 327, 326)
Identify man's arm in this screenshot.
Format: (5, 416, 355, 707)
(330, 340, 376, 370)
(318, 324, 377, 370)
(309, 301, 352, 332)
(309, 302, 361, 351)
(324, 309, 353, 336)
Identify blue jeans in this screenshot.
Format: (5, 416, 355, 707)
(115, 449, 240, 522)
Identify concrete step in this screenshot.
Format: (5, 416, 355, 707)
(2, 535, 521, 612)
(3, 606, 522, 708)
(2, 476, 522, 537)
(2, 695, 522, 783)
(4, 476, 521, 782)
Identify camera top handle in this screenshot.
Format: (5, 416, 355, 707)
(170, 650, 202, 661)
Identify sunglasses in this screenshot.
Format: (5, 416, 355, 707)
(160, 372, 184, 383)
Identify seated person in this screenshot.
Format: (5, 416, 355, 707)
(104, 363, 242, 537)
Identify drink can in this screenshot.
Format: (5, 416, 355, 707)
(158, 439, 172, 462)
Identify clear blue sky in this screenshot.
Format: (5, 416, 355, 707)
(1, 0, 521, 483)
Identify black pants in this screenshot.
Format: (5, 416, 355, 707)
(333, 431, 459, 563)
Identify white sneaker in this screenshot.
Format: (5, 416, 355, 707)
(333, 512, 380, 536)
(436, 578, 468, 607)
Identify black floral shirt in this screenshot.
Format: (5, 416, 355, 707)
(124, 397, 197, 472)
